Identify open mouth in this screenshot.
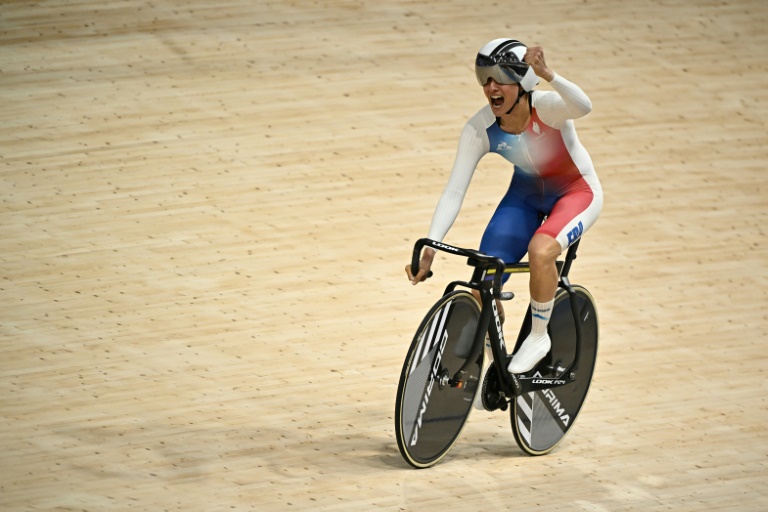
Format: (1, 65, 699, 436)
(491, 95, 505, 108)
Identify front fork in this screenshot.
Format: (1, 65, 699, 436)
(482, 290, 517, 395)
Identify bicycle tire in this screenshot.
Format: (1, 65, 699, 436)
(510, 285, 599, 456)
(395, 290, 483, 468)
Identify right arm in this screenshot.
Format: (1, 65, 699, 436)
(524, 46, 592, 129)
(407, 117, 488, 284)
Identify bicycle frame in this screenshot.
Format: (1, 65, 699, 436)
(411, 238, 585, 400)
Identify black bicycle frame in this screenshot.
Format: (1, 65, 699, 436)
(411, 238, 585, 399)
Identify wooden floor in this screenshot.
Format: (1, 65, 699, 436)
(2, 0, 767, 510)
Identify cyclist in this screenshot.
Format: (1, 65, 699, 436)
(406, 38, 602, 375)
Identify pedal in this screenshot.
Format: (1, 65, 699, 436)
(481, 365, 508, 412)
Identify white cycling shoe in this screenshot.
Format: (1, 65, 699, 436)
(507, 333, 551, 374)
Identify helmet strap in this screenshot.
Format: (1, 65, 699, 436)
(505, 88, 528, 115)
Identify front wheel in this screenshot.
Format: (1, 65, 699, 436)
(395, 290, 483, 468)
(511, 285, 599, 456)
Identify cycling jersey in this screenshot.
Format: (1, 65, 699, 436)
(427, 73, 603, 268)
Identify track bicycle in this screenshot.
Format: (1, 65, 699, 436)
(395, 238, 599, 468)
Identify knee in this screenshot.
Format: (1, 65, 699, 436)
(527, 236, 560, 268)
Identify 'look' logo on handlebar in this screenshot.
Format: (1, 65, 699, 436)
(432, 241, 460, 252)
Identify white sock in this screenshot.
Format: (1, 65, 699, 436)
(530, 298, 554, 336)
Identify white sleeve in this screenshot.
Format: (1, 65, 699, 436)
(427, 118, 489, 242)
(533, 73, 592, 129)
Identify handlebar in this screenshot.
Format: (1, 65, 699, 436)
(412, 238, 507, 299)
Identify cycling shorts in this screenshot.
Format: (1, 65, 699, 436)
(479, 169, 602, 280)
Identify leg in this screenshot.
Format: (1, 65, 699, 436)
(508, 181, 602, 374)
(527, 233, 561, 303)
(473, 175, 540, 407)
(507, 234, 561, 374)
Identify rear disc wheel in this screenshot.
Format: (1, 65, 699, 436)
(510, 285, 599, 455)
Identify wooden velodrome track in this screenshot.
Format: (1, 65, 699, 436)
(2, 0, 767, 510)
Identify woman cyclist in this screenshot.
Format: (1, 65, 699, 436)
(406, 38, 603, 376)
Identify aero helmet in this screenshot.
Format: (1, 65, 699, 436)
(475, 39, 540, 91)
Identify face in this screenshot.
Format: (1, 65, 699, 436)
(482, 78, 521, 115)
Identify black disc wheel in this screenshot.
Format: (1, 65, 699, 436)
(395, 291, 483, 468)
(510, 285, 599, 455)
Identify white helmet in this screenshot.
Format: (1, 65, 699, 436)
(475, 38, 540, 91)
